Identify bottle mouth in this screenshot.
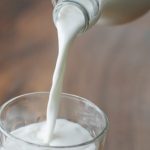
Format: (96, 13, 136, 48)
(53, 0, 90, 32)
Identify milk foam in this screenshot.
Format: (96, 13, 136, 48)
(2, 119, 95, 150)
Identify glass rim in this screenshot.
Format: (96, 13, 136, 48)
(0, 92, 109, 149)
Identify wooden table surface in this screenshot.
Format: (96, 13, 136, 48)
(0, 1, 150, 150)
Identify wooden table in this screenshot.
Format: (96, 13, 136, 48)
(0, 1, 150, 150)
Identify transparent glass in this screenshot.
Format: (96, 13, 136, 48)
(0, 92, 108, 150)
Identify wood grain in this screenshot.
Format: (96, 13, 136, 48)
(0, 1, 150, 150)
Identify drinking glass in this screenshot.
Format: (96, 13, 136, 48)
(0, 92, 108, 150)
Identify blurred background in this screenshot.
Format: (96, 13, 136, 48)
(0, 0, 150, 150)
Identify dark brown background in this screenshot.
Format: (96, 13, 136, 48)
(0, 0, 150, 150)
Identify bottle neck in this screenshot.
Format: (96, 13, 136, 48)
(53, 0, 102, 32)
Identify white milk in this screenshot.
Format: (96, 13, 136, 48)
(45, 4, 86, 143)
(3, 119, 95, 150)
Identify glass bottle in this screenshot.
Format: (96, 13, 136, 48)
(52, 0, 150, 31)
